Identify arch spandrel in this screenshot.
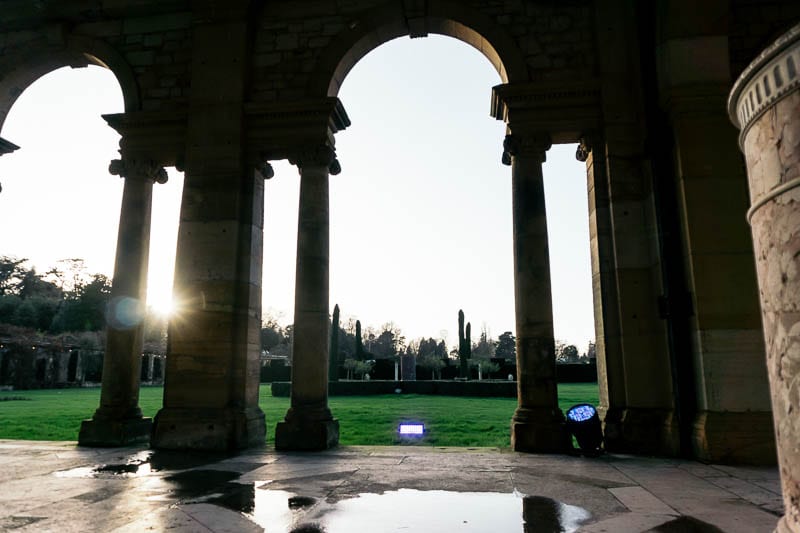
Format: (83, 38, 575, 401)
(307, 0, 529, 98)
(0, 33, 139, 134)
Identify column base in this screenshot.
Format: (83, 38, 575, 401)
(275, 417, 339, 451)
(603, 407, 680, 456)
(692, 410, 776, 465)
(78, 416, 152, 447)
(510, 407, 569, 453)
(151, 407, 265, 451)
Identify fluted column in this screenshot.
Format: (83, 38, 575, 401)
(503, 132, 568, 453)
(275, 145, 340, 451)
(78, 157, 166, 446)
(729, 23, 800, 532)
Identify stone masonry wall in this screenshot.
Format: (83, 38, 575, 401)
(250, 0, 596, 102)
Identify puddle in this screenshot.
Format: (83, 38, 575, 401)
(53, 450, 232, 480)
(54, 452, 153, 479)
(188, 485, 590, 532)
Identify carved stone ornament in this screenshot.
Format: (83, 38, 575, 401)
(108, 158, 168, 184)
(501, 133, 552, 165)
(256, 161, 275, 179)
(289, 145, 339, 172)
(329, 158, 342, 176)
(575, 137, 593, 162)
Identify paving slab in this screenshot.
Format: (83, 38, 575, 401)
(0, 440, 782, 532)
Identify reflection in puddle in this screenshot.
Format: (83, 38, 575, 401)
(53, 450, 234, 480)
(54, 452, 153, 479)
(192, 485, 590, 532)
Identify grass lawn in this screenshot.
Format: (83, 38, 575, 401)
(0, 383, 598, 447)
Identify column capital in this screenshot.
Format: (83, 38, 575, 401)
(502, 132, 551, 165)
(575, 132, 600, 162)
(109, 158, 168, 184)
(252, 154, 275, 180)
(289, 145, 341, 175)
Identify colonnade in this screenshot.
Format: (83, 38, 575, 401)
(67, 84, 573, 452)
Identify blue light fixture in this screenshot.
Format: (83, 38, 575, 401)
(565, 403, 603, 456)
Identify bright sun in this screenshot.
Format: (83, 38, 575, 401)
(149, 297, 175, 318)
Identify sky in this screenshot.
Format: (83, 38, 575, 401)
(0, 35, 595, 351)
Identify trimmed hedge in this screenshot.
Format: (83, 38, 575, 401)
(272, 380, 517, 397)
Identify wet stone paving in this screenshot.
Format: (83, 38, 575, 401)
(0, 440, 783, 532)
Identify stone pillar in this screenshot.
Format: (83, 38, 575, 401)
(658, 32, 774, 464)
(579, 137, 626, 444)
(593, 0, 678, 456)
(78, 158, 166, 446)
(151, 4, 266, 450)
(502, 132, 567, 453)
(729, 23, 800, 533)
(275, 145, 340, 451)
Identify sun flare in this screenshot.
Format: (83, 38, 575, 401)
(148, 297, 175, 318)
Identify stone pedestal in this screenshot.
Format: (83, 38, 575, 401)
(729, 23, 800, 532)
(275, 146, 339, 451)
(78, 159, 164, 447)
(503, 132, 568, 453)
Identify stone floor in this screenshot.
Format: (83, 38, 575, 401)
(0, 440, 783, 532)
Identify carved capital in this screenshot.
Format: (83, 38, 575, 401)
(501, 133, 551, 165)
(109, 158, 168, 184)
(575, 137, 592, 162)
(289, 145, 341, 175)
(256, 161, 275, 180)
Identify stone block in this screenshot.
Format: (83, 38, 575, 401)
(122, 13, 192, 35)
(605, 408, 680, 456)
(275, 34, 298, 50)
(693, 328, 771, 412)
(151, 406, 265, 450)
(78, 416, 152, 447)
(126, 50, 155, 66)
(275, 418, 339, 451)
(693, 411, 776, 465)
(511, 418, 569, 453)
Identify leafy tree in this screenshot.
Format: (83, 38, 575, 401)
(556, 343, 579, 363)
(586, 341, 596, 359)
(343, 358, 358, 380)
(260, 317, 287, 352)
(0, 257, 29, 295)
(495, 331, 516, 360)
(418, 353, 445, 379)
(0, 295, 21, 324)
(469, 357, 500, 379)
(354, 360, 374, 379)
(472, 325, 496, 358)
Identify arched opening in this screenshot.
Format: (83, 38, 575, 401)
(0, 64, 182, 398)
(264, 32, 598, 446)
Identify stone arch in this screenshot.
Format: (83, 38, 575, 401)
(0, 33, 138, 133)
(309, 0, 529, 97)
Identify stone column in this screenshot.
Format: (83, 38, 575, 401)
(579, 136, 627, 445)
(275, 145, 340, 451)
(593, 0, 678, 456)
(78, 158, 166, 446)
(503, 132, 567, 453)
(729, 23, 800, 533)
